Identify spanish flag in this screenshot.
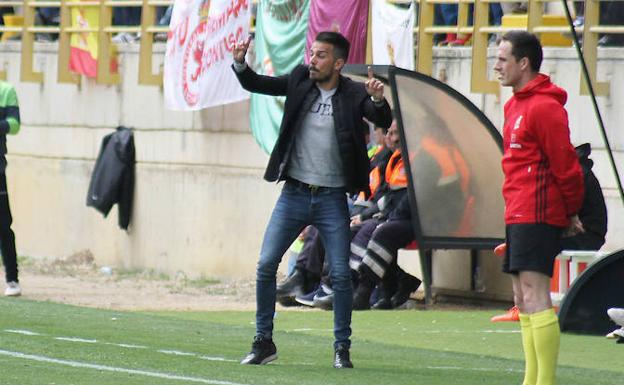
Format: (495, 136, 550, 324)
(69, 1, 118, 77)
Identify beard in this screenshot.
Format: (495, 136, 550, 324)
(309, 66, 332, 83)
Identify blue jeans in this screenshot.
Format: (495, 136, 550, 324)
(256, 180, 353, 349)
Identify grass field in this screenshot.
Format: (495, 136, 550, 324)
(1, 297, 622, 385)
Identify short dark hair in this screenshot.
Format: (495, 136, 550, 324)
(501, 30, 543, 72)
(315, 31, 350, 62)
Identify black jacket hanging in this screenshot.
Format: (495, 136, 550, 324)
(86, 126, 135, 230)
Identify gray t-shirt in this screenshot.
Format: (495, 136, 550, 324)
(287, 86, 345, 187)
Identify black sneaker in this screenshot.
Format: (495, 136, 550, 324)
(333, 345, 353, 368)
(276, 268, 305, 298)
(391, 272, 421, 308)
(352, 282, 373, 310)
(240, 336, 278, 365)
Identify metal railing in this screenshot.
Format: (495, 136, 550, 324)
(0, 0, 170, 84)
(0, 0, 622, 96)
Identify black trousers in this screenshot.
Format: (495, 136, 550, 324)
(360, 219, 414, 280)
(0, 173, 18, 283)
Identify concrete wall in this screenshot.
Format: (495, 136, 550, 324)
(1, 42, 622, 286)
(1, 42, 279, 280)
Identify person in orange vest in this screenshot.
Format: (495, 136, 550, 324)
(351, 120, 397, 225)
(351, 124, 471, 310)
(350, 122, 415, 310)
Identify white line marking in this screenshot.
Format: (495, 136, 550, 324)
(105, 342, 148, 349)
(0, 349, 251, 385)
(428, 365, 522, 373)
(4, 329, 42, 336)
(290, 328, 333, 332)
(158, 349, 197, 357)
(4, 328, 233, 362)
(199, 356, 237, 363)
(55, 337, 98, 343)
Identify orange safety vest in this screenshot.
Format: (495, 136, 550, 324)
(421, 137, 470, 194)
(369, 167, 383, 197)
(385, 149, 408, 190)
(357, 161, 384, 201)
(357, 146, 389, 201)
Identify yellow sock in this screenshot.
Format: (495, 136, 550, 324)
(531, 308, 560, 385)
(519, 313, 537, 385)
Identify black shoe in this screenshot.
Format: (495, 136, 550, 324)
(276, 268, 305, 298)
(353, 269, 376, 310)
(240, 336, 278, 365)
(333, 345, 353, 368)
(371, 297, 392, 310)
(352, 283, 373, 310)
(391, 273, 421, 308)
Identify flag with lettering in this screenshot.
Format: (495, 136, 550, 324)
(305, 0, 368, 64)
(164, 0, 251, 110)
(249, 0, 310, 153)
(371, 0, 415, 70)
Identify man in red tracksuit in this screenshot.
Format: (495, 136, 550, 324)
(494, 31, 585, 385)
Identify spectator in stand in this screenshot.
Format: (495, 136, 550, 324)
(112, 6, 141, 43)
(570, 1, 624, 46)
(433, 2, 503, 46)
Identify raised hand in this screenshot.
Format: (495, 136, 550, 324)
(365, 66, 384, 102)
(233, 36, 251, 64)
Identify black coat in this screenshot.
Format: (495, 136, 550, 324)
(233, 64, 393, 194)
(561, 143, 608, 250)
(86, 126, 135, 230)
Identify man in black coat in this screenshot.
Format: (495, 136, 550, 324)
(232, 31, 392, 368)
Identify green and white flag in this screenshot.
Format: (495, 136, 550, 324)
(250, 0, 310, 154)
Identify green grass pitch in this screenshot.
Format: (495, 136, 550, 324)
(1, 298, 622, 385)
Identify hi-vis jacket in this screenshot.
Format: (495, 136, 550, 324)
(502, 74, 584, 227)
(385, 149, 408, 190)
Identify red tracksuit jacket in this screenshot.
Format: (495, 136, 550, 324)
(502, 74, 584, 227)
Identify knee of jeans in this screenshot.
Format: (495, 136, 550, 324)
(330, 271, 352, 289)
(256, 259, 279, 281)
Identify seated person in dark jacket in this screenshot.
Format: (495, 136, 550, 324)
(561, 143, 607, 250)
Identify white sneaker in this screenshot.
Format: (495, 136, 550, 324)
(5, 281, 21, 297)
(607, 308, 624, 327)
(606, 327, 624, 339)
